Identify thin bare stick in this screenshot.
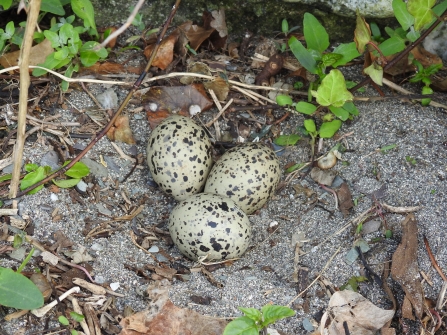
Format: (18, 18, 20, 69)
(31, 286, 80, 317)
(382, 77, 447, 110)
(287, 246, 341, 306)
(423, 235, 447, 282)
(9, 0, 41, 200)
(97, 0, 146, 49)
(0, 65, 129, 85)
(205, 98, 234, 127)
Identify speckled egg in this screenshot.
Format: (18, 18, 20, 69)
(204, 142, 280, 214)
(147, 115, 213, 200)
(168, 193, 251, 261)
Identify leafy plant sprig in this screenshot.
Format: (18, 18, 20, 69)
(1, 161, 90, 195)
(223, 304, 295, 335)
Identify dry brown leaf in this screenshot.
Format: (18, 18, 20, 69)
(0, 39, 53, 69)
(202, 9, 228, 50)
(391, 214, 424, 319)
(337, 182, 354, 217)
(119, 280, 227, 335)
(142, 84, 213, 128)
(143, 30, 179, 70)
(203, 76, 230, 101)
(106, 115, 136, 144)
(322, 290, 394, 335)
(181, 21, 215, 51)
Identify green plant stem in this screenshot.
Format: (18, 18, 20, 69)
(2, 0, 182, 201)
(350, 11, 447, 93)
(17, 247, 35, 273)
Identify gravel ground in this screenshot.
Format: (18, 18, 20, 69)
(1, 67, 447, 334)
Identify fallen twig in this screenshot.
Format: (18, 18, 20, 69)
(31, 286, 80, 317)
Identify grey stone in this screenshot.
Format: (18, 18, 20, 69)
(81, 157, 108, 178)
(40, 151, 60, 171)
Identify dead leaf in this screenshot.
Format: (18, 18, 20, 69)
(143, 30, 179, 70)
(321, 290, 394, 335)
(391, 214, 424, 319)
(337, 182, 354, 217)
(106, 115, 136, 144)
(0, 39, 53, 69)
(202, 10, 228, 50)
(310, 167, 337, 186)
(203, 76, 230, 101)
(181, 21, 215, 51)
(142, 84, 213, 128)
(64, 245, 94, 264)
(119, 280, 227, 335)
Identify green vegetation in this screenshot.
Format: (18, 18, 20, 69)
(0, 0, 107, 91)
(0, 161, 90, 195)
(223, 304, 295, 335)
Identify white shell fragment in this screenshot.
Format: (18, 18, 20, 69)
(168, 193, 251, 261)
(147, 115, 213, 200)
(204, 142, 281, 214)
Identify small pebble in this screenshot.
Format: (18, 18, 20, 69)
(110, 282, 120, 291)
(76, 180, 88, 193)
(50, 193, 59, 202)
(148, 245, 159, 253)
(40, 151, 60, 170)
(96, 88, 118, 109)
(302, 318, 314, 332)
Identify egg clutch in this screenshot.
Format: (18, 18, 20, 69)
(147, 115, 281, 261)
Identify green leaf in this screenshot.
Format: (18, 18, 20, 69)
(80, 41, 108, 66)
(44, 30, 61, 48)
(380, 144, 397, 153)
(0, 267, 44, 309)
(54, 46, 69, 60)
(274, 134, 301, 146)
(59, 23, 76, 45)
(288, 36, 317, 74)
(20, 166, 46, 194)
(71, 0, 97, 34)
(285, 162, 306, 173)
(321, 53, 342, 68)
(64, 161, 90, 178)
(0, 0, 13, 10)
(364, 62, 383, 86)
(319, 120, 342, 138)
(222, 316, 259, 335)
(304, 119, 316, 134)
(239, 307, 262, 321)
(281, 18, 289, 34)
(332, 42, 361, 67)
(295, 101, 317, 115)
(370, 22, 381, 38)
(59, 315, 70, 326)
(303, 13, 329, 53)
(311, 69, 353, 107)
(41, 0, 65, 15)
(342, 101, 359, 116)
(276, 95, 293, 106)
(392, 0, 415, 30)
(5, 21, 15, 38)
(354, 11, 371, 53)
(25, 163, 39, 172)
(407, 0, 436, 31)
(379, 36, 406, 56)
(0, 173, 12, 182)
(70, 311, 85, 322)
(329, 105, 349, 121)
(261, 305, 295, 328)
(53, 178, 80, 188)
(406, 28, 420, 42)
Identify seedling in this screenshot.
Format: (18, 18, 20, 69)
(405, 155, 417, 165)
(223, 304, 295, 335)
(380, 144, 397, 154)
(0, 161, 90, 195)
(0, 248, 44, 310)
(340, 275, 368, 292)
(409, 60, 442, 106)
(59, 312, 85, 335)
